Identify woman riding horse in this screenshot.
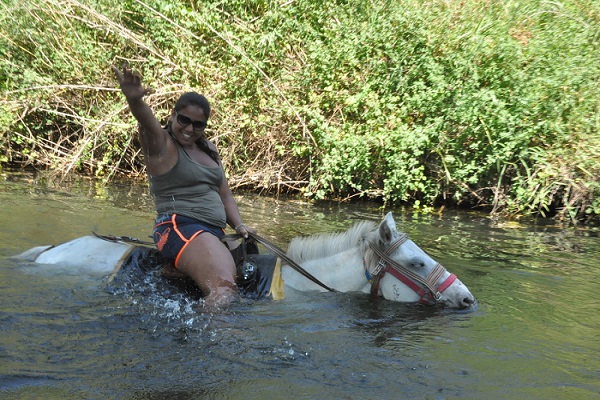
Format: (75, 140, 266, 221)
(112, 64, 256, 309)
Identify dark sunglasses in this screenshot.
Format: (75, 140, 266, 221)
(175, 112, 207, 130)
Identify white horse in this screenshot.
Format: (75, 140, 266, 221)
(14, 212, 475, 309)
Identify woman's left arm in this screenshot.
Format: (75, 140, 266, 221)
(214, 146, 256, 238)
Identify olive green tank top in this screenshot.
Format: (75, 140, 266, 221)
(149, 142, 226, 228)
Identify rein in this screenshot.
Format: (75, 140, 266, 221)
(366, 234, 457, 304)
(96, 230, 456, 301)
(95, 231, 336, 293)
(223, 233, 337, 293)
(93, 232, 155, 247)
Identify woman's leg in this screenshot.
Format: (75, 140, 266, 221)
(176, 232, 238, 309)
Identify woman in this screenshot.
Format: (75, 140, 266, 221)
(112, 64, 255, 308)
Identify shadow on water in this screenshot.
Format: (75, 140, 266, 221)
(1, 172, 599, 399)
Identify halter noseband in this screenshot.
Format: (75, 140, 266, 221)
(365, 233, 457, 305)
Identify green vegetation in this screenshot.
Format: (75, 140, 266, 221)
(1, 0, 598, 222)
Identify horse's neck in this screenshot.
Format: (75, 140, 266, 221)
(283, 222, 377, 292)
(282, 246, 370, 293)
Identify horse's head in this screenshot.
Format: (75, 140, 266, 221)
(363, 212, 476, 309)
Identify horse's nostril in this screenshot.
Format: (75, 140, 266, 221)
(463, 297, 475, 305)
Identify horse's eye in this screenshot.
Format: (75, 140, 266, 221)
(412, 262, 425, 269)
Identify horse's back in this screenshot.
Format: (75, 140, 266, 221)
(13, 245, 54, 262)
(15, 235, 134, 275)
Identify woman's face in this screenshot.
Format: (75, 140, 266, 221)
(171, 105, 207, 146)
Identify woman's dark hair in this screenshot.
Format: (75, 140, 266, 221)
(168, 92, 219, 164)
(173, 92, 211, 118)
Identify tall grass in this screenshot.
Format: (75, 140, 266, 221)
(1, 0, 598, 222)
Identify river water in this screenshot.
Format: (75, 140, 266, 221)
(0, 171, 598, 399)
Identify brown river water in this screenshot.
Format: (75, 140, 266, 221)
(0, 171, 599, 399)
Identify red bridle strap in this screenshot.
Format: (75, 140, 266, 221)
(368, 237, 457, 304)
(437, 272, 457, 294)
(371, 265, 457, 304)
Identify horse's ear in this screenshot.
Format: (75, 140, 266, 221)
(379, 212, 397, 244)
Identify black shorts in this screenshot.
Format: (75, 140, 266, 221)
(153, 213, 225, 267)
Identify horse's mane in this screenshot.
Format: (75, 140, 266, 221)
(287, 221, 377, 262)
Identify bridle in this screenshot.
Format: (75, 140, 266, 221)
(364, 233, 457, 305)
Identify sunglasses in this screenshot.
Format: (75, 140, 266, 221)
(175, 112, 207, 130)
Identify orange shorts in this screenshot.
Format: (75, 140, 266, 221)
(153, 213, 225, 268)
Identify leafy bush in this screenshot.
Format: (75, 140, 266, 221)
(0, 0, 598, 221)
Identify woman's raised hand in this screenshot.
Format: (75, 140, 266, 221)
(111, 63, 154, 101)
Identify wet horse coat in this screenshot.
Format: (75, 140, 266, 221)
(15, 213, 476, 309)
